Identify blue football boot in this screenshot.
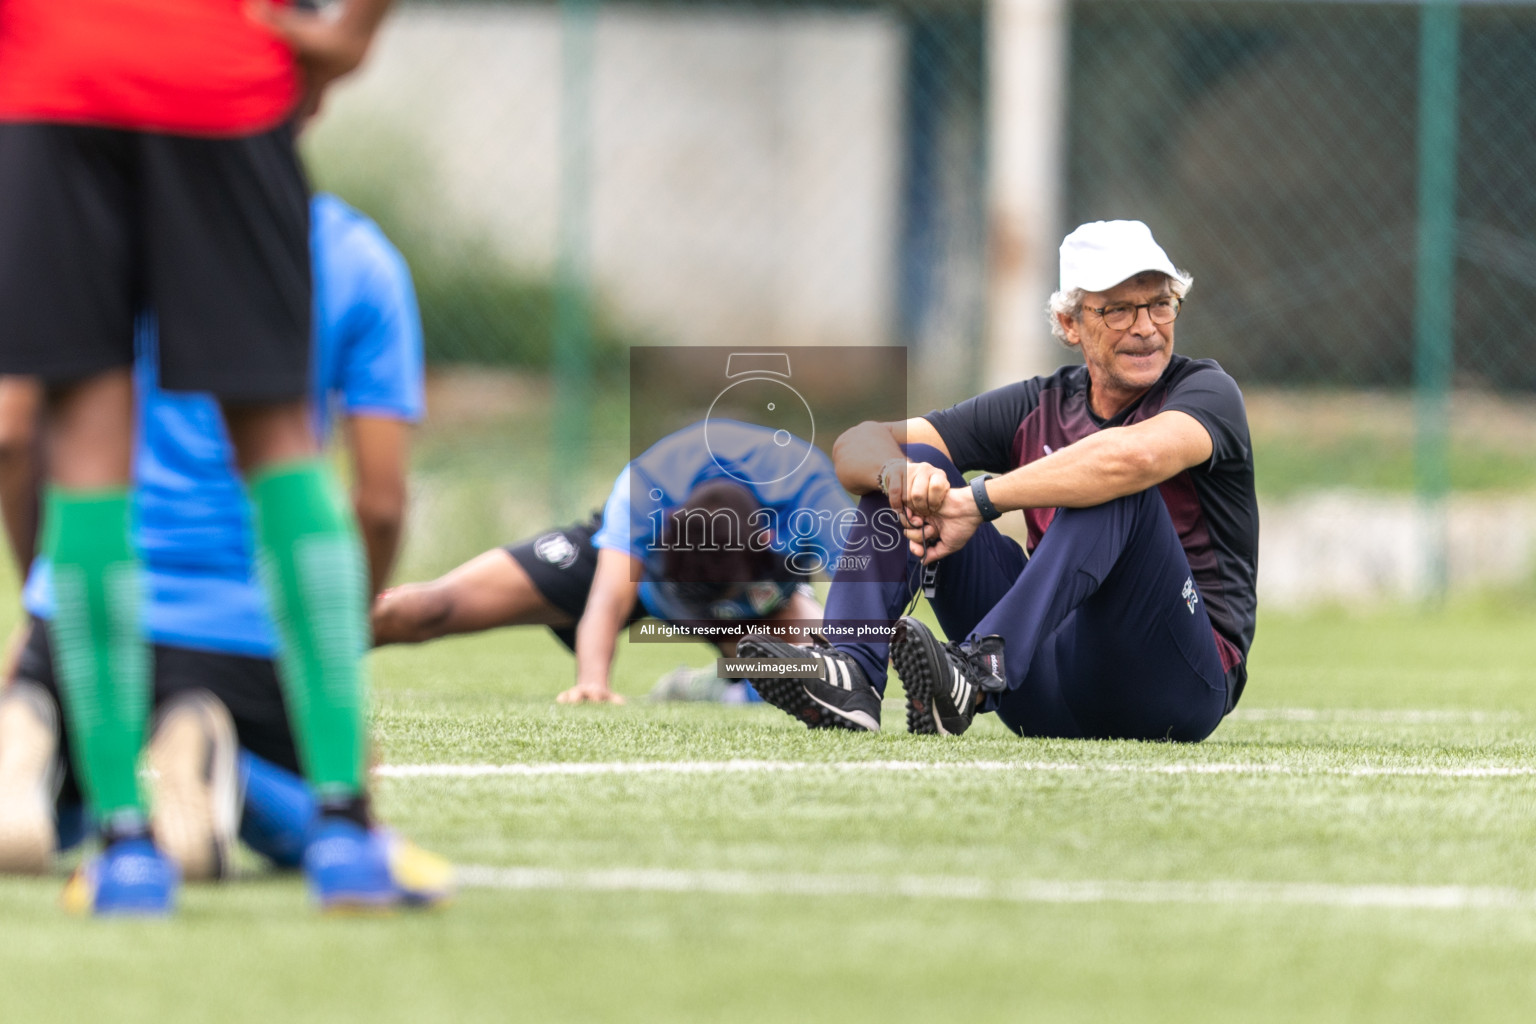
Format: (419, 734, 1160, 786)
(303, 817, 397, 913)
(61, 837, 180, 917)
(303, 817, 455, 912)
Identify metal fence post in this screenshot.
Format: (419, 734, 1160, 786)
(1413, 0, 1460, 602)
(985, 0, 1066, 388)
(554, 0, 597, 520)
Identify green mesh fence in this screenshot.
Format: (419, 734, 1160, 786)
(300, 1, 1536, 594)
(307, 0, 1536, 387)
(305, 0, 990, 392)
(1069, 0, 1536, 392)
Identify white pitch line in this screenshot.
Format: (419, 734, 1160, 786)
(454, 864, 1536, 911)
(375, 759, 1536, 780)
(1232, 708, 1520, 724)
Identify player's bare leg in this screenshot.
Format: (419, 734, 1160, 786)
(371, 549, 574, 645)
(0, 376, 45, 573)
(46, 371, 134, 487)
(222, 398, 317, 472)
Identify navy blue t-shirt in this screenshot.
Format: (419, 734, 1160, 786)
(924, 355, 1258, 668)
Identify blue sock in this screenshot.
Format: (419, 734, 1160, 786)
(56, 804, 90, 852)
(720, 679, 765, 704)
(238, 752, 315, 869)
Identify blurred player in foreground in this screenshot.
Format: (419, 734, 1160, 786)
(741, 220, 1259, 739)
(0, 193, 449, 905)
(0, 1, 396, 913)
(372, 420, 869, 723)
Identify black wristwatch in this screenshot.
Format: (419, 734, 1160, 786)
(970, 475, 1002, 522)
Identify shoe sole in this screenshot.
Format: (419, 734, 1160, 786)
(802, 684, 880, 732)
(0, 684, 60, 874)
(890, 618, 966, 736)
(318, 895, 399, 917)
(736, 641, 877, 732)
(746, 674, 868, 731)
(93, 887, 177, 917)
(150, 692, 239, 882)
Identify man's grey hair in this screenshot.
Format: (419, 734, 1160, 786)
(1046, 271, 1193, 343)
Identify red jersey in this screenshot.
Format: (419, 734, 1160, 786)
(0, 0, 299, 135)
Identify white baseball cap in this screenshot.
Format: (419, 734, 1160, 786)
(1058, 220, 1190, 293)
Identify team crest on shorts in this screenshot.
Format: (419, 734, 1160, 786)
(709, 601, 742, 620)
(534, 532, 579, 570)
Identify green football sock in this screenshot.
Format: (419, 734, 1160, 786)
(42, 488, 149, 834)
(250, 460, 369, 803)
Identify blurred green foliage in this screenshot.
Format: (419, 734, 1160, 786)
(304, 124, 634, 373)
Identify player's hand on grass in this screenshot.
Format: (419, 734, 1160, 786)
(556, 679, 627, 705)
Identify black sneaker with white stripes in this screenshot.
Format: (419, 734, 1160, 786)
(734, 637, 881, 732)
(890, 617, 1007, 736)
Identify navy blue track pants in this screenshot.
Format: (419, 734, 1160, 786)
(825, 445, 1229, 742)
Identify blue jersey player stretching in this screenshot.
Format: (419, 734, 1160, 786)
(372, 420, 877, 728)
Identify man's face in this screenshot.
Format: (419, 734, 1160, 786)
(1057, 271, 1177, 415)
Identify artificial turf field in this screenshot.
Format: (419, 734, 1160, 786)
(3, 600, 1536, 1022)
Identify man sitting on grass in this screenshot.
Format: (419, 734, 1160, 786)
(740, 220, 1258, 740)
(371, 419, 871, 725)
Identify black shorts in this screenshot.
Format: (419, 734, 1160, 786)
(505, 512, 645, 651)
(0, 121, 310, 399)
(16, 619, 299, 808)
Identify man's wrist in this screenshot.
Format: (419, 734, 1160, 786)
(970, 475, 1002, 522)
(877, 457, 907, 496)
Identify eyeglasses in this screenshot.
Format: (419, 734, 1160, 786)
(1084, 297, 1182, 331)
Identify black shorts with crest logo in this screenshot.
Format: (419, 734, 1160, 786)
(504, 512, 645, 651)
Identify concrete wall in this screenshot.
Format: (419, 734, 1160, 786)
(1257, 494, 1536, 608)
(311, 4, 903, 350)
